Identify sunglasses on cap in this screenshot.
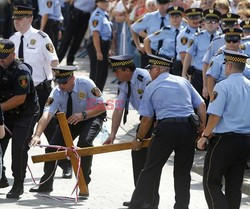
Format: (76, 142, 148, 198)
(225, 36, 240, 43)
(205, 20, 219, 24)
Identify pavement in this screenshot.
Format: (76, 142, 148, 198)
(0, 55, 249, 208)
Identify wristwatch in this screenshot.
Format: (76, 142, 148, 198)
(202, 133, 209, 139)
(136, 138, 144, 143)
(82, 111, 87, 120)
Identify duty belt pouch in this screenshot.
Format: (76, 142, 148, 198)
(189, 114, 200, 128)
(187, 66, 195, 75)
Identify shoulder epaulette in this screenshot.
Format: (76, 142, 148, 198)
(215, 49, 223, 56)
(242, 37, 250, 41)
(162, 26, 171, 30)
(137, 74, 144, 82)
(95, 11, 100, 16)
(185, 28, 190, 34)
(38, 31, 47, 38)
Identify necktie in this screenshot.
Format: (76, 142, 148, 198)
(174, 28, 180, 59)
(210, 34, 214, 43)
(18, 35, 24, 60)
(66, 92, 72, 118)
(123, 81, 131, 124)
(157, 17, 165, 51)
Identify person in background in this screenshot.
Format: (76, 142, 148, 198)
(0, 106, 5, 181)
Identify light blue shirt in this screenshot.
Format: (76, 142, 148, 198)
(44, 77, 104, 115)
(89, 7, 112, 41)
(131, 11, 170, 51)
(40, 0, 63, 21)
(74, 0, 95, 13)
(187, 30, 220, 71)
(116, 68, 151, 111)
(208, 73, 250, 134)
(148, 25, 184, 59)
(139, 72, 204, 120)
(176, 25, 198, 55)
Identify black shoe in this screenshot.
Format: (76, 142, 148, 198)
(78, 192, 89, 200)
(0, 174, 9, 188)
(29, 185, 53, 193)
(62, 166, 72, 179)
(6, 184, 24, 199)
(123, 201, 130, 207)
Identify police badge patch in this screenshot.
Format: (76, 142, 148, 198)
(78, 91, 86, 99)
(181, 37, 188, 45)
(18, 75, 28, 88)
(47, 1, 53, 8)
(30, 39, 36, 45)
(210, 91, 218, 103)
(91, 87, 102, 97)
(45, 97, 54, 106)
(92, 20, 99, 27)
(137, 89, 144, 94)
(46, 43, 54, 53)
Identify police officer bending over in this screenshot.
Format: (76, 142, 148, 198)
(0, 39, 39, 199)
(128, 54, 206, 209)
(198, 50, 250, 209)
(29, 66, 106, 197)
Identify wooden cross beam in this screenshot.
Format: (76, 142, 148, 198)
(31, 112, 151, 195)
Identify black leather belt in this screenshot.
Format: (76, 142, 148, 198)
(215, 132, 250, 137)
(74, 7, 90, 15)
(159, 117, 189, 123)
(194, 69, 202, 74)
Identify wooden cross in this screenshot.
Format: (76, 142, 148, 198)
(31, 112, 151, 195)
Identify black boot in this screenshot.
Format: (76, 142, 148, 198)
(6, 181, 24, 199)
(0, 172, 9, 188)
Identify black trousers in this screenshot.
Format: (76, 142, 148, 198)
(0, 114, 38, 184)
(129, 121, 196, 209)
(87, 39, 111, 91)
(203, 135, 250, 209)
(44, 19, 60, 52)
(58, 7, 90, 64)
(38, 114, 104, 187)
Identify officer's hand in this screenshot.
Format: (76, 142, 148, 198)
(68, 113, 83, 125)
(29, 135, 41, 147)
(97, 52, 103, 61)
(132, 139, 142, 151)
(137, 44, 145, 54)
(197, 137, 207, 150)
(202, 87, 209, 100)
(103, 134, 115, 145)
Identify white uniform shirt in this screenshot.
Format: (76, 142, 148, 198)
(10, 26, 58, 86)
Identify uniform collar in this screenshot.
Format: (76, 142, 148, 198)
(157, 10, 168, 20)
(96, 7, 106, 16)
(20, 26, 34, 39)
(187, 25, 198, 33)
(156, 72, 169, 81)
(130, 69, 138, 85)
(228, 72, 243, 78)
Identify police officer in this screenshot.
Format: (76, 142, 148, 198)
(182, 9, 221, 99)
(198, 50, 250, 209)
(240, 20, 250, 42)
(206, 28, 243, 98)
(131, 0, 172, 68)
(176, 8, 203, 64)
(128, 54, 206, 209)
(29, 66, 106, 196)
(144, 6, 184, 74)
(103, 55, 156, 207)
(58, 0, 95, 65)
(39, 0, 64, 51)
(0, 39, 39, 199)
(87, 0, 112, 92)
(202, 13, 240, 99)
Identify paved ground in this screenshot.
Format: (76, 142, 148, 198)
(0, 56, 250, 208)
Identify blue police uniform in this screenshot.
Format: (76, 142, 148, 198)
(87, 5, 112, 92)
(116, 68, 151, 111)
(31, 71, 106, 192)
(57, 0, 95, 65)
(40, 0, 63, 50)
(129, 54, 205, 209)
(148, 25, 184, 60)
(131, 11, 170, 52)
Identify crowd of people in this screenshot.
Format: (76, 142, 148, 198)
(0, 0, 250, 209)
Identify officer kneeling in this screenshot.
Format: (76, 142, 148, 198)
(29, 66, 106, 196)
(128, 54, 206, 209)
(198, 50, 250, 209)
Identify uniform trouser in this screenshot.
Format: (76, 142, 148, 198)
(129, 121, 196, 209)
(38, 114, 104, 187)
(58, 7, 90, 64)
(0, 114, 38, 184)
(87, 39, 111, 92)
(203, 135, 250, 209)
(44, 19, 60, 52)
